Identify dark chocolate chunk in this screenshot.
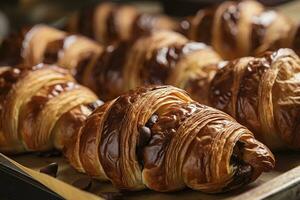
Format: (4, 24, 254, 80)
(40, 162, 58, 178)
(146, 114, 158, 128)
(72, 177, 93, 191)
(138, 126, 152, 148)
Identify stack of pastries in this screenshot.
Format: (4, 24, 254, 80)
(0, 0, 300, 194)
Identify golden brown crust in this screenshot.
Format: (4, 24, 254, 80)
(66, 85, 274, 192)
(66, 2, 178, 44)
(6, 25, 221, 103)
(210, 48, 300, 150)
(0, 64, 98, 153)
(182, 0, 296, 59)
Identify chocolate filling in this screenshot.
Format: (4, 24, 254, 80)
(93, 41, 129, 100)
(0, 68, 21, 98)
(220, 3, 240, 51)
(195, 9, 214, 44)
(43, 39, 64, 64)
(136, 113, 158, 168)
(223, 142, 253, 191)
(142, 42, 207, 85)
(142, 103, 199, 170)
(106, 6, 119, 42)
(99, 86, 155, 182)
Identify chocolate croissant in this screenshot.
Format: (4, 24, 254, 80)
(180, 0, 299, 59)
(0, 64, 100, 154)
(0, 25, 221, 103)
(67, 2, 178, 44)
(209, 48, 300, 150)
(65, 85, 274, 192)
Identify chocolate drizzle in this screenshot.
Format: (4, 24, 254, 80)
(142, 42, 207, 85)
(0, 68, 21, 98)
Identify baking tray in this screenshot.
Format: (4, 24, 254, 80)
(3, 151, 299, 200)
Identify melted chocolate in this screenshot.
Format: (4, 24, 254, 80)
(220, 3, 240, 51)
(106, 6, 119, 42)
(224, 142, 253, 191)
(143, 102, 199, 170)
(0, 27, 29, 65)
(99, 86, 153, 185)
(78, 6, 95, 39)
(0, 68, 21, 98)
(74, 54, 93, 83)
(43, 39, 64, 64)
(93, 41, 129, 100)
(142, 42, 207, 85)
(195, 9, 214, 44)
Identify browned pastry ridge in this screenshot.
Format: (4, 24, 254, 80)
(65, 85, 274, 192)
(180, 0, 299, 59)
(209, 48, 300, 150)
(67, 2, 178, 44)
(0, 64, 100, 153)
(0, 25, 221, 103)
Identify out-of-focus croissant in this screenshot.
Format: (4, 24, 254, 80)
(0, 25, 221, 103)
(209, 48, 300, 150)
(0, 64, 100, 153)
(180, 0, 299, 59)
(67, 2, 178, 44)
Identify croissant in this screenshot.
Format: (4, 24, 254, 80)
(0, 25, 221, 103)
(209, 48, 300, 150)
(0, 64, 100, 154)
(180, 0, 299, 59)
(64, 85, 274, 192)
(0, 66, 274, 192)
(67, 2, 178, 44)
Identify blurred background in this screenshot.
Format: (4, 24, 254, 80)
(0, 0, 299, 41)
